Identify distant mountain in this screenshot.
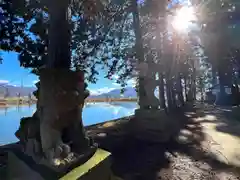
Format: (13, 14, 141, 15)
(0, 83, 136, 99)
(0, 84, 36, 97)
(88, 87, 137, 99)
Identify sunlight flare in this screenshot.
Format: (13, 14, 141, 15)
(171, 6, 196, 32)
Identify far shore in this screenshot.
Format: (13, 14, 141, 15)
(0, 97, 137, 108)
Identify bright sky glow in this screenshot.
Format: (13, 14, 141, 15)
(171, 6, 196, 32)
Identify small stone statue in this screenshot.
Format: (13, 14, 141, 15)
(15, 83, 42, 158)
(39, 69, 96, 169)
(15, 113, 41, 156)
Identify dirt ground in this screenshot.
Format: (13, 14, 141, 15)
(87, 104, 240, 180)
(1, 103, 240, 180)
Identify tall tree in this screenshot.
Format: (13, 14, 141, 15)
(193, 0, 240, 104)
(1, 0, 136, 167)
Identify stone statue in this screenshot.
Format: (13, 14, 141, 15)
(15, 83, 42, 157)
(15, 69, 96, 171)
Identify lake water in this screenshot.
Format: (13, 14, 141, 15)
(0, 102, 138, 145)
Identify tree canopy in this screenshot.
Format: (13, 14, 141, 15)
(2, 0, 240, 106)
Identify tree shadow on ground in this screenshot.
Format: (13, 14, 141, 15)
(0, 143, 20, 179)
(215, 124, 240, 137)
(197, 104, 240, 137)
(87, 104, 240, 179)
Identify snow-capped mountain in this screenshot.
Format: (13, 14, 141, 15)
(0, 83, 36, 97)
(88, 87, 137, 99)
(0, 83, 137, 99)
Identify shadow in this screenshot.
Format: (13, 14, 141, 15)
(87, 115, 173, 179)
(1, 104, 239, 179)
(205, 105, 240, 137)
(87, 104, 240, 179)
(188, 104, 240, 138)
(215, 124, 240, 137)
(0, 143, 20, 179)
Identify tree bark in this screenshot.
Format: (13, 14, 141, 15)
(159, 73, 166, 109)
(217, 68, 231, 105)
(154, 0, 167, 109)
(47, 0, 71, 68)
(177, 74, 184, 106)
(132, 0, 146, 109)
(166, 78, 173, 111)
(192, 61, 196, 101)
(184, 75, 188, 101)
(212, 65, 217, 85)
(38, 0, 90, 164)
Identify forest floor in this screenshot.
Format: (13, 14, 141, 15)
(1, 103, 240, 179)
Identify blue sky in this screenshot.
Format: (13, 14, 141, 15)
(0, 51, 135, 95)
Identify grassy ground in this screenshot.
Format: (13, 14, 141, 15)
(1, 104, 240, 179)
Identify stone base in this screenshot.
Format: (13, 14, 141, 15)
(132, 109, 172, 143)
(7, 148, 113, 180)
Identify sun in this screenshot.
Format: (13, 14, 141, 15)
(171, 6, 196, 32)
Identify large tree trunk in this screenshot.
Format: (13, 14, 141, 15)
(171, 80, 177, 108)
(215, 48, 232, 105)
(47, 0, 71, 68)
(39, 0, 90, 165)
(212, 65, 217, 85)
(187, 77, 193, 102)
(154, 0, 167, 109)
(184, 75, 188, 101)
(187, 58, 196, 102)
(192, 61, 196, 101)
(216, 69, 231, 105)
(158, 73, 166, 109)
(166, 78, 173, 111)
(177, 74, 184, 106)
(132, 0, 146, 109)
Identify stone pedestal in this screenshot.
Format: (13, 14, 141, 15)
(7, 149, 113, 180)
(131, 109, 172, 143)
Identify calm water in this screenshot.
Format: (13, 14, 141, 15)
(0, 102, 138, 145)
